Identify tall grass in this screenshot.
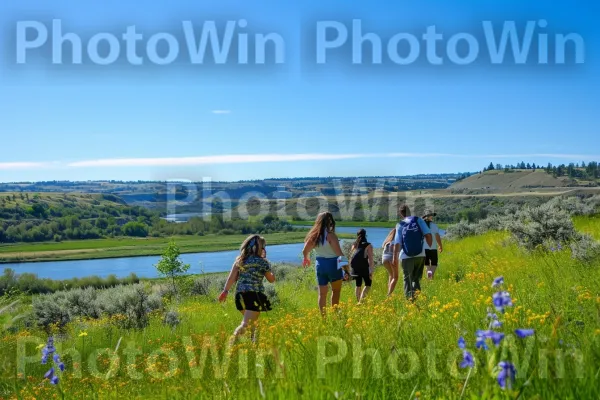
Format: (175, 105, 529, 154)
(0, 228, 599, 399)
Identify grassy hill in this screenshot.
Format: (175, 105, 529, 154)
(449, 170, 574, 191)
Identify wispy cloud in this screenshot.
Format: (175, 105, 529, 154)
(6, 153, 598, 170)
(0, 162, 52, 170)
(67, 153, 370, 168)
(211, 110, 231, 114)
(65, 152, 600, 168)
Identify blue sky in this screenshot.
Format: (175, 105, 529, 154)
(0, 0, 598, 182)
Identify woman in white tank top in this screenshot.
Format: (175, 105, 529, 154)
(302, 212, 347, 316)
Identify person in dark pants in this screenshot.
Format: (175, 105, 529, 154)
(422, 210, 443, 279)
(392, 205, 433, 300)
(350, 229, 374, 303)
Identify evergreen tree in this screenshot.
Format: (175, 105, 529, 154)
(526, 163, 531, 169)
(488, 162, 495, 171)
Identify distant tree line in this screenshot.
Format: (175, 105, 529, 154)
(0, 195, 295, 244)
(483, 161, 600, 179)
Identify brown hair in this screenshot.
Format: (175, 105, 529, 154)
(382, 228, 396, 248)
(399, 204, 410, 218)
(305, 212, 336, 247)
(353, 228, 367, 249)
(235, 234, 265, 269)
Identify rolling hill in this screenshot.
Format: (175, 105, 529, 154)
(449, 169, 574, 191)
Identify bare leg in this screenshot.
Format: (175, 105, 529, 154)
(318, 285, 329, 316)
(231, 310, 260, 345)
(331, 280, 343, 308)
(355, 286, 362, 302)
(388, 262, 399, 296)
(383, 261, 393, 293)
(360, 286, 371, 302)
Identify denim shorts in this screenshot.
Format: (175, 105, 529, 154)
(315, 257, 343, 286)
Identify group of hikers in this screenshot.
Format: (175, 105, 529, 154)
(218, 205, 444, 342)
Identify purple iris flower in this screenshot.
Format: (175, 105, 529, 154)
(487, 312, 498, 320)
(41, 336, 65, 385)
(497, 361, 516, 389)
(491, 319, 503, 328)
(458, 336, 466, 349)
(475, 332, 489, 350)
(515, 329, 535, 338)
(492, 276, 504, 287)
(44, 367, 54, 379)
(476, 330, 505, 347)
(492, 291, 513, 313)
(460, 351, 474, 368)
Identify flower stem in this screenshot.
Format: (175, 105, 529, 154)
(460, 367, 473, 399)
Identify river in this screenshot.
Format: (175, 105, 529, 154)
(3, 226, 396, 280)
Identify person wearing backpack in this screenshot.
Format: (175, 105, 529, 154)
(392, 205, 433, 300)
(350, 229, 374, 303)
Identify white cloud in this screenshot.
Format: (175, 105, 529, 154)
(211, 110, 231, 114)
(6, 152, 599, 170)
(66, 152, 600, 168)
(67, 153, 370, 167)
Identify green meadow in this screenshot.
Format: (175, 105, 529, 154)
(0, 216, 598, 399)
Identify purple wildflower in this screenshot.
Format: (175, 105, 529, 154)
(476, 335, 489, 350)
(44, 367, 54, 379)
(460, 351, 474, 368)
(487, 312, 498, 320)
(458, 336, 466, 349)
(497, 361, 516, 389)
(41, 336, 65, 385)
(492, 276, 504, 288)
(492, 291, 513, 313)
(491, 319, 503, 329)
(476, 330, 505, 347)
(515, 329, 535, 338)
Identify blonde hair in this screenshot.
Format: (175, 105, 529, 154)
(382, 228, 396, 248)
(235, 234, 265, 269)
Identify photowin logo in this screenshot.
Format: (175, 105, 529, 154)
(10, 18, 585, 68)
(314, 19, 585, 66)
(15, 19, 286, 66)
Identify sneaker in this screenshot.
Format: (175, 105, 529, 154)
(427, 270, 433, 280)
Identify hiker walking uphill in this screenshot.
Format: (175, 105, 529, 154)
(392, 205, 433, 299)
(350, 229, 374, 303)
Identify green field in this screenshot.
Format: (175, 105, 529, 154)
(0, 231, 352, 263)
(1, 217, 598, 399)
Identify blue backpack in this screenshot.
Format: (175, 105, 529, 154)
(399, 217, 424, 257)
